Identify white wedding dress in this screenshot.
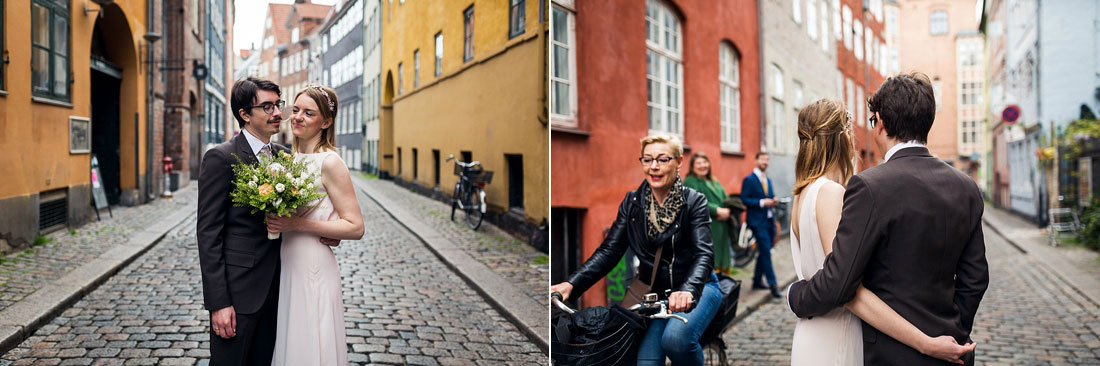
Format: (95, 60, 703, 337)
(272, 151, 348, 365)
(789, 177, 862, 365)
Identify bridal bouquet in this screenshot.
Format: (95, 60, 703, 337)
(230, 150, 326, 239)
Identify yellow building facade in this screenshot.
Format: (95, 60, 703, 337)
(380, 0, 548, 228)
(0, 0, 150, 252)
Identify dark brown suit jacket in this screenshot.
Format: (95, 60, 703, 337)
(788, 147, 989, 365)
(196, 133, 290, 315)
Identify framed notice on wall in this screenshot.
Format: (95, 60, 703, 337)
(70, 116, 91, 154)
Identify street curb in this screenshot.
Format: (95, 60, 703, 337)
(352, 176, 550, 353)
(0, 203, 195, 355)
(981, 216, 1029, 255)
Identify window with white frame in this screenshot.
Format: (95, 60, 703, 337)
(645, 0, 683, 136)
(853, 19, 863, 60)
(820, 1, 829, 51)
(932, 80, 942, 109)
(434, 32, 443, 77)
(842, 5, 852, 50)
(413, 49, 420, 88)
(856, 86, 864, 127)
(832, 0, 841, 39)
(835, 69, 843, 99)
(769, 63, 785, 153)
(719, 42, 741, 152)
(865, 27, 873, 66)
(930, 10, 948, 36)
(398, 62, 403, 95)
(845, 77, 855, 120)
(551, 1, 577, 125)
(792, 0, 802, 24)
(806, 0, 817, 40)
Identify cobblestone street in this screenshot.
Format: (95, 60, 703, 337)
(721, 223, 1100, 365)
(0, 183, 546, 365)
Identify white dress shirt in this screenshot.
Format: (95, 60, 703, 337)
(753, 167, 773, 218)
(241, 128, 271, 158)
(883, 140, 925, 163)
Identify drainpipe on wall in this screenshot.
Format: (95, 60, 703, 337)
(145, 0, 156, 203)
(757, 0, 767, 154)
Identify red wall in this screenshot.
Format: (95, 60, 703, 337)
(838, 0, 887, 169)
(551, 0, 761, 307)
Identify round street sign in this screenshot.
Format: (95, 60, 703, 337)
(1002, 105, 1021, 124)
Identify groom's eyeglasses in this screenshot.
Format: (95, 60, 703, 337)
(869, 113, 877, 129)
(248, 100, 286, 115)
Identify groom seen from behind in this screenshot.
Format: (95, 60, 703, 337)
(786, 72, 989, 365)
(196, 77, 291, 365)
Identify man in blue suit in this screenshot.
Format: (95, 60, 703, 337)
(741, 152, 781, 298)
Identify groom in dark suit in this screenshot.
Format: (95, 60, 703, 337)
(197, 77, 291, 365)
(786, 72, 989, 365)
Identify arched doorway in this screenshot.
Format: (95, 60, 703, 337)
(380, 72, 395, 179)
(90, 4, 140, 205)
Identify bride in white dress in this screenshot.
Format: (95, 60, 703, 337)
(788, 99, 974, 365)
(266, 85, 364, 365)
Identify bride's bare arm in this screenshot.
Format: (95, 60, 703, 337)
(270, 154, 364, 243)
(816, 182, 972, 363)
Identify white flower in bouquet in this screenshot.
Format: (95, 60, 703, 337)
(276, 183, 286, 193)
(249, 180, 257, 188)
(230, 151, 326, 240)
(269, 162, 286, 174)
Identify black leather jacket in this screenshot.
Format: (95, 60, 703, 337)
(567, 181, 715, 302)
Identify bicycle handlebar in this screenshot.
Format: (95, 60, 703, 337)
(551, 292, 576, 314)
(550, 292, 687, 324)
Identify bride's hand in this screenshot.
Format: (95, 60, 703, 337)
(921, 335, 975, 364)
(266, 215, 300, 233)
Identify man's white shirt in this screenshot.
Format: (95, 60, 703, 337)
(753, 168, 774, 218)
(240, 128, 272, 158)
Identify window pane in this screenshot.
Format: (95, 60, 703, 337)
(53, 54, 67, 96)
(32, 4, 49, 46)
(552, 81, 569, 115)
(32, 48, 49, 91)
(552, 7, 567, 43)
(54, 14, 68, 56)
(649, 106, 658, 130)
(553, 45, 568, 79)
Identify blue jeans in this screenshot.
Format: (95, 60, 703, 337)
(750, 222, 777, 287)
(636, 273, 722, 366)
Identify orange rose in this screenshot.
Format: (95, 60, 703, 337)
(291, 187, 300, 196)
(258, 183, 274, 196)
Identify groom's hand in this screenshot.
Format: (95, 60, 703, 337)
(211, 306, 237, 339)
(320, 237, 340, 246)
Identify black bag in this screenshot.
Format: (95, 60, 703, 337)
(551, 304, 647, 366)
(700, 272, 742, 343)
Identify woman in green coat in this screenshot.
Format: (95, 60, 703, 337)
(683, 152, 732, 274)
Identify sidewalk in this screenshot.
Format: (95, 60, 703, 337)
(981, 205, 1100, 307)
(728, 236, 799, 324)
(349, 174, 550, 351)
(0, 185, 197, 353)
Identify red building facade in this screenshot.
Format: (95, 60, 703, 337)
(550, 0, 761, 307)
(837, 0, 887, 169)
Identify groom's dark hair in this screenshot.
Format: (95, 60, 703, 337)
(231, 77, 282, 128)
(867, 72, 936, 144)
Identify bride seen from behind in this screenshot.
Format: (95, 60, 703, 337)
(788, 99, 974, 365)
(266, 85, 364, 365)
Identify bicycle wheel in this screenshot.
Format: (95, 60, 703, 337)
(733, 230, 757, 268)
(450, 183, 462, 221)
(701, 338, 728, 366)
(465, 186, 485, 230)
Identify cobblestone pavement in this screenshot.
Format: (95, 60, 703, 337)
(720, 224, 1100, 365)
(359, 177, 549, 308)
(0, 184, 545, 365)
(0, 186, 198, 312)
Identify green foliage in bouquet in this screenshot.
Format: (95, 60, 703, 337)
(229, 150, 326, 218)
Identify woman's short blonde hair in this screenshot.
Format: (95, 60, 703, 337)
(640, 135, 684, 158)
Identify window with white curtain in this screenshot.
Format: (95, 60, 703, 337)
(865, 27, 874, 67)
(856, 86, 864, 127)
(769, 63, 786, 153)
(645, 0, 683, 136)
(719, 42, 741, 152)
(820, 1, 829, 51)
(832, 0, 841, 39)
(853, 19, 863, 60)
(930, 10, 948, 36)
(845, 78, 855, 120)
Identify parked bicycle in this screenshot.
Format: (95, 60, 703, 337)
(446, 154, 494, 230)
(730, 196, 791, 268)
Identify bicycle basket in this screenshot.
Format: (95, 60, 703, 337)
(470, 170, 494, 185)
(700, 273, 741, 343)
(551, 305, 646, 366)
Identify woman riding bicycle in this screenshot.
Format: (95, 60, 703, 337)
(550, 135, 722, 366)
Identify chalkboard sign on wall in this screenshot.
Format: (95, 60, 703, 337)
(91, 154, 112, 219)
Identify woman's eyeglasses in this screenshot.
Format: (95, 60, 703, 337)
(639, 156, 675, 166)
(248, 100, 286, 115)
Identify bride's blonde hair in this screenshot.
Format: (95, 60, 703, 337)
(793, 99, 855, 195)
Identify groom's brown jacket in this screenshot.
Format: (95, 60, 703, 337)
(196, 133, 290, 315)
(788, 147, 989, 365)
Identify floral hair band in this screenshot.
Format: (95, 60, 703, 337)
(312, 86, 336, 113)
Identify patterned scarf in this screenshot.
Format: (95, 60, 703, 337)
(645, 176, 685, 241)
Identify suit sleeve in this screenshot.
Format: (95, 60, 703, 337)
(678, 194, 715, 300)
(789, 175, 884, 318)
(741, 176, 761, 207)
(954, 200, 989, 334)
(196, 148, 233, 311)
(566, 195, 633, 296)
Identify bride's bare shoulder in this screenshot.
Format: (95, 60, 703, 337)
(816, 180, 845, 215)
